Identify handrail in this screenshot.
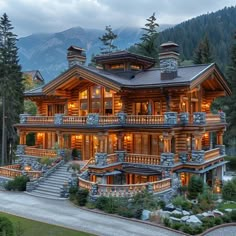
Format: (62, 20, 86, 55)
(125, 153, 160, 165)
(204, 148, 221, 160)
(26, 116, 54, 124)
(25, 147, 57, 158)
(80, 158, 95, 172)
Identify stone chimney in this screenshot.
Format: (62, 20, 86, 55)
(67, 45, 86, 68)
(159, 42, 179, 80)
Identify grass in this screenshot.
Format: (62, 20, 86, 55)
(219, 202, 236, 209)
(0, 211, 95, 236)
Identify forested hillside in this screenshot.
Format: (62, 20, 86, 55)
(159, 6, 236, 71)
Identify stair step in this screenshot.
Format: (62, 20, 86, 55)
(32, 189, 60, 197)
(44, 179, 68, 185)
(40, 181, 63, 187)
(25, 191, 67, 200)
(37, 185, 61, 191)
(36, 187, 61, 194)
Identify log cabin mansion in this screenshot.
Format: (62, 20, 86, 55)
(15, 42, 231, 198)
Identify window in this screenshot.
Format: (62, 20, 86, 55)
(135, 102, 148, 115)
(91, 86, 101, 98)
(79, 90, 87, 99)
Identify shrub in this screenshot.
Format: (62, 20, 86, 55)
(172, 195, 192, 211)
(171, 222, 183, 230)
(182, 225, 194, 234)
(117, 207, 135, 218)
(40, 157, 54, 166)
(214, 217, 223, 225)
(85, 201, 96, 209)
(76, 189, 89, 206)
(5, 176, 30, 191)
(222, 180, 236, 201)
(71, 148, 79, 159)
(192, 226, 204, 234)
(188, 175, 204, 199)
(230, 209, 236, 222)
(222, 214, 231, 223)
(158, 200, 166, 210)
(134, 208, 143, 219)
(0, 217, 14, 236)
(95, 196, 109, 211)
(163, 218, 171, 227)
(202, 217, 215, 228)
(225, 156, 236, 171)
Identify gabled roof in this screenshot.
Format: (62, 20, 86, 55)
(23, 70, 44, 82)
(26, 62, 231, 97)
(24, 85, 44, 96)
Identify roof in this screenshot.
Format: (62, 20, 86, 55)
(26, 61, 231, 97)
(24, 86, 43, 96)
(67, 45, 85, 52)
(23, 70, 44, 82)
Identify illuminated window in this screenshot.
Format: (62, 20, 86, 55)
(130, 64, 141, 70)
(104, 88, 112, 98)
(79, 90, 87, 99)
(110, 64, 124, 70)
(91, 86, 101, 98)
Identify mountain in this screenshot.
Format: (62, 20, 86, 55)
(159, 6, 236, 70)
(18, 25, 171, 82)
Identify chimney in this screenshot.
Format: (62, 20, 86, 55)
(159, 41, 179, 80)
(67, 46, 86, 68)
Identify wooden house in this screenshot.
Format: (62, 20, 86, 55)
(15, 42, 231, 197)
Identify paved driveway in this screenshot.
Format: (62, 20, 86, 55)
(0, 191, 181, 236)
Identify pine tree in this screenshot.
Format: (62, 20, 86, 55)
(193, 35, 213, 64)
(133, 13, 159, 61)
(0, 13, 24, 164)
(99, 25, 117, 54)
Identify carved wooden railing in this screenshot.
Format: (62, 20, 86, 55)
(99, 116, 119, 125)
(152, 178, 172, 192)
(125, 153, 160, 165)
(204, 148, 221, 161)
(63, 116, 87, 124)
(80, 158, 96, 172)
(78, 177, 93, 190)
(26, 116, 54, 124)
(205, 114, 221, 123)
(126, 115, 164, 125)
(25, 147, 57, 158)
(106, 153, 118, 165)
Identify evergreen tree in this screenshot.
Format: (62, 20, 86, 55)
(193, 35, 213, 64)
(131, 13, 159, 61)
(0, 13, 24, 165)
(99, 25, 117, 54)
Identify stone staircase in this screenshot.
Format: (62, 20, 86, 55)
(26, 162, 71, 200)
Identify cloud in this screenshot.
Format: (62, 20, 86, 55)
(0, 0, 235, 37)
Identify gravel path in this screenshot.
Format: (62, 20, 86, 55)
(204, 225, 236, 236)
(0, 191, 182, 236)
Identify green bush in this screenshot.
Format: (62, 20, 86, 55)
(172, 195, 192, 211)
(134, 208, 143, 219)
(5, 176, 30, 191)
(222, 214, 231, 223)
(202, 217, 215, 228)
(214, 217, 223, 225)
(40, 157, 54, 166)
(188, 175, 204, 199)
(182, 225, 194, 234)
(95, 196, 109, 211)
(225, 156, 236, 170)
(230, 209, 236, 222)
(76, 189, 89, 206)
(222, 180, 236, 201)
(158, 200, 166, 210)
(163, 218, 171, 227)
(117, 207, 135, 218)
(171, 222, 183, 230)
(0, 216, 14, 236)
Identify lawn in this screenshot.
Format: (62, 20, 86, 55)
(0, 211, 95, 236)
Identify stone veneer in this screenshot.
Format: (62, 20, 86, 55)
(191, 150, 205, 163)
(86, 114, 99, 125)
(95, 153, 108, 166)
(193, 112, 206, 124)
(160, 153, 175, 166)
(164, 112, 177, 125)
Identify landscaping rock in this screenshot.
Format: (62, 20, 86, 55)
(169, 216, 181, 223)
(225, 208, 233, 213)
(182, 210, 190, 216)
(156, 210, 171, 218)
(165, 203, 175, 211)
(181, 215, 190, 222)
(172, 209, 182, 215)
(141, 210, 151, 221)
(213, 210, 224, 216)
(186, 215, 202, 226)
(202, 211, 215, 217)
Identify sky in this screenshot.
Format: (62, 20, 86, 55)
(0, 0, 235, 37)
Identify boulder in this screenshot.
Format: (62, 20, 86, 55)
(169, 216, 181, 223)
(225, 208, 233, 213)
(141, 210, 151, 221)
(213, 210, 224, 216)
(202, 211, 214, 217)
(182, 210, 190, 216)
(164, 203, 175, 211)
(157, 210, 171, 218)
(186, 215, 202, 226)
(172, 209, 182, 215)
(181, 215, 190, 222)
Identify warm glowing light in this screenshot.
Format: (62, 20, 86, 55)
(93, 136, 97, 140)
(95, 89, 100, 95)
(76, 135, 82, 139)
(38, 133, 43, 137)
(216, 186, 220, 193)
(204, 133, 208, 137)
(159, 135, 163, 141)
(182, 102, 186, 106)
(186, 137, 190, 142)
(69, 103, 75, 108)
(118, 101, 122, 107)
(124, 135, 131, 141)
(24, 165, 31, 171)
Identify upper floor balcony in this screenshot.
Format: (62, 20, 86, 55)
(18, 111, 226, 129)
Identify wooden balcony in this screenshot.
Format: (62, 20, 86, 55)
(125, 153, 160, 165)
(18, 112, 225, 128)
(24, 146, 57, 158)
(78, 176, 171, 197)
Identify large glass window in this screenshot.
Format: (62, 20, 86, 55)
(135, 102, 148, 115)
(91, 86, 101, 98)
(79, 90, 87, 99)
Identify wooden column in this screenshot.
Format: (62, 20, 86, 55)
(97, 132, 108, 153)
(193, 132, 203, 150)
(217, 131, 224, 145)
(57, 131, 63, 148)
(163, 132, 171, 152)
(117, 132, 124, 150)
(19, 132, 26, 145)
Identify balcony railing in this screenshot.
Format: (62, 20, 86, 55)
(19, 112, 225, 127)
(25, 147, 57, 158)
(125, 153, 160, 165)
(204, 148, 221, 161)
(78, 176, 171, 197)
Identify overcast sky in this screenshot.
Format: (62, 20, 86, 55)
(0, 0, 235, 37)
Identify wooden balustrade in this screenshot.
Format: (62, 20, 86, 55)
(204, 148, 220, 161)
(80, 158, 96, 172)
(25, 147, 57, 158)
(63, 116, 87, 124)
(19, 113, 224, 126)
(106, 154, 118, 165)
(0, 167, 22, 178)
(125, 153, 160, 165)
(99, 116, 119, 125)
(78, 177, 93, 190)
(152, 178, 171, 192)
(26, 116, 54, 124)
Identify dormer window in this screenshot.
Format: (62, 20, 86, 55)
(110, 64, 124, 70)
(130, 64, 142, 70)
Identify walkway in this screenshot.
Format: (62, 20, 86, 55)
(0, 191, 182, 236)
(204, 225, 236, 236)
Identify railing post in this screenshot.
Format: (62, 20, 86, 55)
(87, 113, 99, 125)
(160, 152, 175, 166)
(179, 112, 189, 125)
(117, 112, 127, 124)
(219, 112, 226, 123)
(146, 182, 153, 193)
(95, 153, 108, 166)
(215, 145, 226, 155)
(91, 183, 98, 196)
(193, 112, 206, 124)
(164, 112, 177, 125)
(179, 152, 188, 163)
(115, 150, 126, 162)
(19, 113, 29, 124)
(191, 150, 205, 163)
(16, 145, 26, 155)
(54, 113, 64, 125)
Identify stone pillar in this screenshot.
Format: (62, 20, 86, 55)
(95, 152, 108, 166)
(90, 183, 98, 196)
(219, 112, 226, 123)
(54, 113, 64, 125)
(179, 152, 188, 163)
(146, 182, 153, 193)
(20, 113, 29, 124)
(179, 112, 189, 125)
(191, 150, 205, 163)
(87, 113, 99, 125)
(160, 153, 175, 166)
(115, 150, 126, 162)
(202, 173, 206, 184)
(117, 112, 127, 124)
(164, 112, 177, 125)
(16, 145, 25, 155)
(193, 112, 206, 124)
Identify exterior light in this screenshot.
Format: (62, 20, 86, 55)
(24, 165, 31, 171)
